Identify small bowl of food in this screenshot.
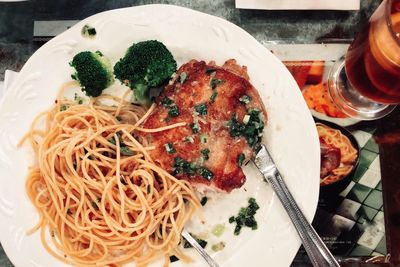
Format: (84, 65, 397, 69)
(315, 120, 360, 195)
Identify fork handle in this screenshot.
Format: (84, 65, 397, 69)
(262, 169, 340, 267)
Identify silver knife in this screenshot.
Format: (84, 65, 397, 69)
(254, 144, 340, 267)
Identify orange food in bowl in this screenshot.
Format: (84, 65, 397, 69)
(303, 82, 348, 118)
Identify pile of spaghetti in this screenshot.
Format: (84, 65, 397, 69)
(21, 88, 200, 267)
(317, 123, 358, 185)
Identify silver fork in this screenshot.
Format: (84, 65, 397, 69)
(254, 144, 340, 267)
(181, 229, 220, 267)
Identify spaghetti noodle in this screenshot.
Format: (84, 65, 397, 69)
(317, 123, 358, 185)
(20, 87, 200, 267)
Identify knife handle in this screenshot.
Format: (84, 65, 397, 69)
(264, 169, 339, 267)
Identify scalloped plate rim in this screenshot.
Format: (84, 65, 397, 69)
(0, 4, 320, 267)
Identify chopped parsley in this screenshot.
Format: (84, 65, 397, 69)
(172, 157, 214, 181)
(168, 105, 180, 117)
(210, 78, 224, 89)
(199, 167, 214, 181)
(183, 136, 194, 143)
(200, 134, 208, 144)
(210, 91, 218, 103)
(179, 72, 188, 83)
(109, 133, 134, 156)
(164, 143, 176, 154)
(161, 96, 180, 117)
(239, 95, 252, 104)
(108, 133, 120, 145)
(195, 103, 208, 116)
(183, 233, 207, 249)
(200, 196, 208, 206)
(237, 153, 245, 166)
(173, 157, 197, 176)
(201, 148, 210, 160)
(190, 122, 200, 134)
(227, 116, 245, 137)
(229, 198, 259, 235)
(227, 108, 264, 147)
(161, 96, 174, 107)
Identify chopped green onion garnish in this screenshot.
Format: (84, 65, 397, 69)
(164, 143, 176, 154)
(190, 122, 200, 134)
(226, 109, 264, 148)
(200, 134, 208, 144)
(108, 137, 116, 145)
(173, 157, 197, 176)
(199, 167, 214, 181)
(161, 96, 174, 107)
(239, 95, 252, 104)
(161, 97, 180, 118)
(195, 103, 208, 116)
(229, 198, 259, 235)
(183, 233, 207, 249)
(168, 105, 180, 117)
(210, 78, 224, 89)
(184, 136, 194, 143)
(201, 148, 210, 160)
(210, 91, 218, 103)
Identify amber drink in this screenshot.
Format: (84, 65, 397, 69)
(345, 0, 400, 104)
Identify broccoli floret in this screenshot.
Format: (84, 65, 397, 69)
(70, 51, 114, 97)
(113, 40, 177, 103)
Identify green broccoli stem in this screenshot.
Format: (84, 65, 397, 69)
(132, 83, 150, 104)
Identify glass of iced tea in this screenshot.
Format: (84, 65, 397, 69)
(328, 0, 400, 120)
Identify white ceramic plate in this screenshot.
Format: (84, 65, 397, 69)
(0, 5, 320, 267)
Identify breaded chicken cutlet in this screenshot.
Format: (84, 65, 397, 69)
(144, 59, 267, 192)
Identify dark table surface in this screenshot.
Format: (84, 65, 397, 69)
(1, 1, 399, 266)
